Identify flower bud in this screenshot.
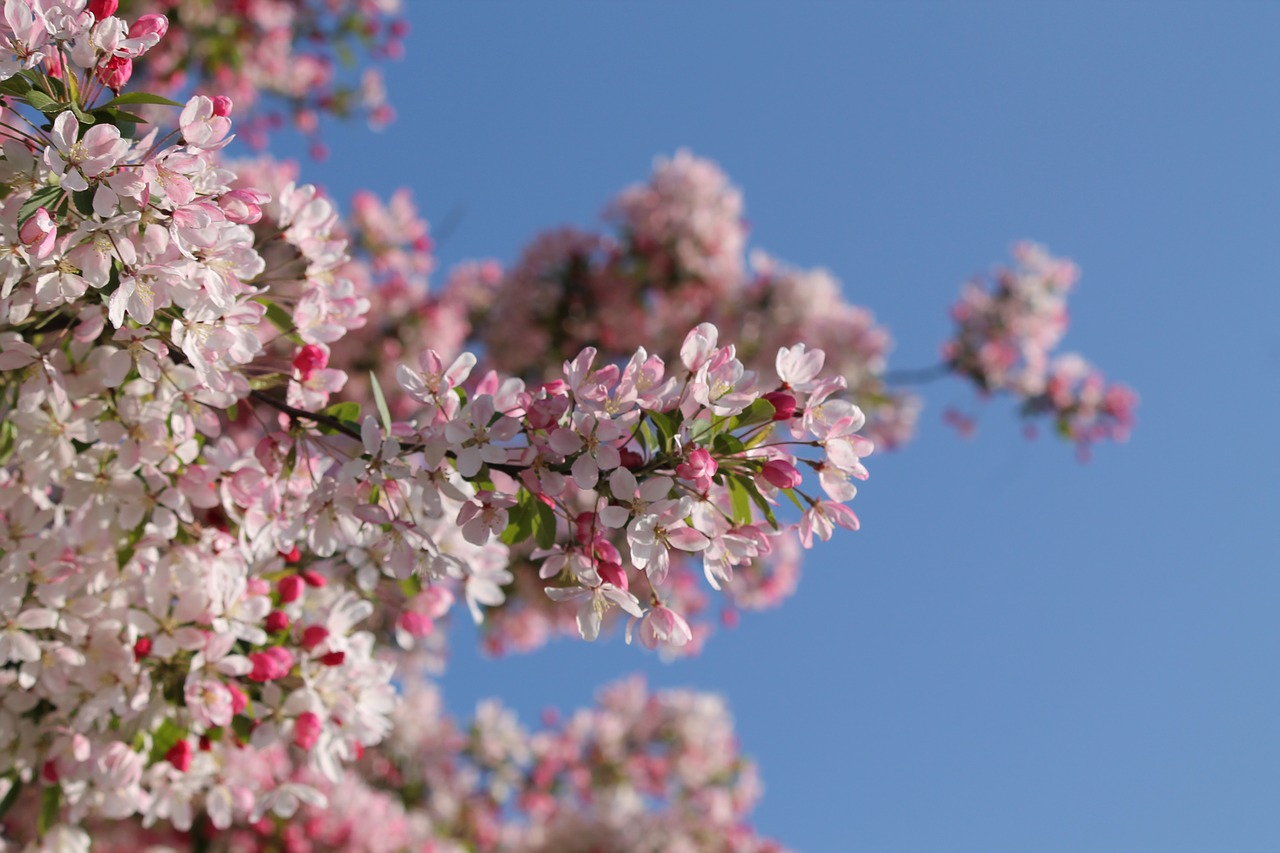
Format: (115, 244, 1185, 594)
(248, 647, 294, 682)
(210, 95, 233, 117)
(164, 739, 192, 772)
(19, 207, 56, 259)
(301, 625, 329, 651)
(292, 344, 328, 380)
(294, 712, 323, 750)
(87, 0, 118, 19)
(132, 635, 152, 661)
(96, 55, 132, 91)
(264, 610, 289, 634)
(127, 13, 168, 40)
(762, 390, 797, 420)
(598, 561, 628, 592)
(277, 574, 304, 603)
(761, 459, 803, 489)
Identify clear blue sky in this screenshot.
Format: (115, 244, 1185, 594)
(281, 3, 1280, 849)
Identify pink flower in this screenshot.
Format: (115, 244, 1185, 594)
(631, 604, 694, 650)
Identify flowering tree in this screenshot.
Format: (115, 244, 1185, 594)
(0, 2, 1135, 850)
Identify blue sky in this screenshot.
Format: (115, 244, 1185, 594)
(282, 3, 1280, 850)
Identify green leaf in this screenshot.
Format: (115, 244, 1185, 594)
(741, 476, 779, 529)
(728, 398, 776, 431)
(0, 778, 22, 820)
(99, 91, 183, 108)
(533, 499, 557, 550)
(712, 433, 745, 456)
(148, 719, 187, 764)
(70, 100, 95, 126)
(319, 401, 361, 435)
(0, 76, 31, 97)
(37, 785, 60, 836)
(726, 476, 754, 526)
(93, 107, 147, 126)
(369, 372, 393, 433)
(24, 89, 59, 113)
(647, 409, 680, 453)
(18, 186, 64, 228)
(499, 495, 536, 546)
(71, 187, 95, 217)
(231, 715, 255, 743)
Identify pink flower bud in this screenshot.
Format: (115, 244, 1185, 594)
(227, 682, 248, 715)
(762, 390, 797, 420)
(278, 545, 301, 563)
(293, 711, 322, 750)
(319, 650, 345, 667)
(398, 611, 433, 638)
(264, 610, 289, 634)
(300, 570, 326, 588)
(210, 95, 233, 117)
(277, 574, 304, 603)
(248, 647, 294, 682)
(292, 344, 328, 380)
(598, 561, 628, 592)
(19, 208, 56, 259)
(132, 636, 152, 661)
(618, 448, 645, 470)
(164, 739, 192, 772)
(301, 625, 329, 651)
(221, 188, 267, 224)
(127, 13, 168, 40)
(761, 459, 803, 489)
(87, 0, 118, 18)
(96, 55, 132, 91)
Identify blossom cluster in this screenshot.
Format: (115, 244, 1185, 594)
(118, 0, 404, 152)
(2, 677, 788, 852)
(0, 7, 870, 838)
(943, 241, 1137, 454)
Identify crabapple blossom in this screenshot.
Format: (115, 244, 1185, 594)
(0, 4, 1133, 847)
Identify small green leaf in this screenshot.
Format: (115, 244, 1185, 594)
(0, 778, 22, 820)
(647, 409, 680, 452)
(712, 433, 745, 456)
(99, 91, 183, 108)
(37, 785, 60, 836)
(94, 107, 147, 126)
(499, 496, 536, 546)
(728, 398, 776, 431)
(71, 187, 95, 216)
(726, 475, 754, 526)
(70, 100, 95, 126)
(369, 372, 393, 433)
(321, 401, 361, 426)
(533, 499, 557, 550)
(18, 186, 64, 227)
(781, 487, 806, 512)
(25, 89, 59, 113)
(0, 76, 31, 97)
(148, 719, 187, 764)
(741, 476, 779, 529)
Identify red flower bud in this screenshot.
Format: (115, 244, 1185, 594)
(133, 635, 152, 661)
(277, 574, 304, 603)
(264, 610, 289, 634)
(762, 391, 797, 420)
(165, 739, 193, 772)
(301, 625, 329, 651)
